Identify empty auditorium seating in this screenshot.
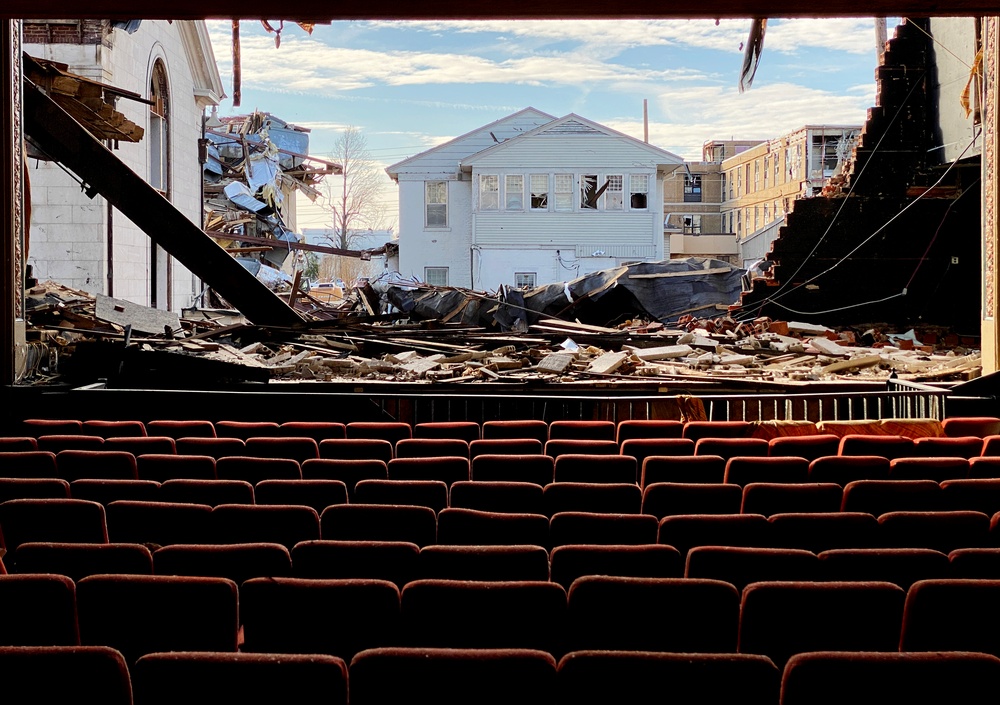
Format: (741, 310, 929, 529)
(549, 512, 658, 547)
(542, 482, 641, 515)
(900, 578, 1000, 656)
(738, 580, 906, 667)
(942, 415, 1000, 438)
(472, 454, 554, 485)
(740, 482, 843, 516)
(619, 439, 696, 471)
(136, 454, 215, 482)
(695, 437, 769, 460)
(469, 438, 543, 458)
(0, 477, 70, 502)
(56, 450, 138, 482)
(968, 456, 1000, 478)
(37, 435, 104, 454)
(684, 546, 820, 590)
(682, 420, 752, 441)
(82, 420, 146, 438)
(841, 479, 942, 514)
(349, 647, 557, 705)
(553, 454, 637, 484)
(912, 435, 983, 458)
(278, 421, 346, 441)
(318, 439, 394, 463)
(566, 576, 739, 652)
(641, 482, 742, 518)
(14, 541, 153, 580)
(657, 514, 769, 557)
(345, 422, 412, 444)
(450, 480, 544, 514)
(175, 437, 245, 459)
(243, 436, 319, 463)
(0, 574, 79, 645)
(0, 645, 133, 705)
(132, 651, 348, 705)
(104, 436, 177, 456)
(106, 500, 212, 546)
(146, 420, 216, 439)
(76, 574, 239, 663)
(158, 479, 254, 506)
(808, 455, 890, 484)
(878, 510, 991, 553)
(558, 650, 779, 705)
(215, 456, 301, 484)
(950, 547, 1000, 578)
(548, 420, 616, 441)
(641, 455, 726, 487)
(211, 504, 320, 549)
(254, 479, 348, 512)
(0, 498, 108, 550)
(395, 438, 470, 460)
(780, 651, 1000, 705)
(291, 540, 420, 587)
(888, 456, 969, 482)
(321, 504, 437, 547)
(152, 542, 292, 582)
(768, 434, 840, 460)
(214, 421, 280, 439)
(400, 579, 566, 653)
(387, 456, 470, 486)
(615, 419, 684, 443)
(71, 479, 160, 505)
(818, 548, 951, 588)
(942, 479, 1000, 514)
(769, 512, 878, 552)
(414, 421, 480, 442)
(22, 419, 83, 436)
(418, 545, 549, 581)
(481, 420, 548, 442)
(723, 456, 810, 485)
(838, 434, 913, 459)
(301, 458, 388, 495)
(549, 544, 682, 590)
(0, 437, 37, 451)
(437, 508, 548, 547)
(544, 440, 618, 458)
(355, 479, 448, 512)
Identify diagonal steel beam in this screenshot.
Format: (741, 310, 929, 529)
(23, 80, 305, 328)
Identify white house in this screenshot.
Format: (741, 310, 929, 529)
(386, 109, 684, 292)
(25, 19, 224, 311)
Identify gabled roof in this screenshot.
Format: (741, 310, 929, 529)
(461, 113, 685, 165)
(385, 107, 556, 178)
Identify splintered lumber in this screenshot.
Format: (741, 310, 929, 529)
(631, 344, 694, 361)
(820, 355, 882, 375)
(588, 351, 628, 375)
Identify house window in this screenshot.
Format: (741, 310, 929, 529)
(735, 169, 741, 197)
(745, 164, 751, 193)
(763, 204, 769, 223)
(754, 160, 761, 191)
(425, 181, 448, 227)
(606, 174, 623, 210)
(736, 209, 742, 236)
(424, 267, 449, 286)
(762, 157, 768, 188)
(480, 174, 499, 210)
(149, 60, 169, 195)
(754, 206, 759, 231)
(554, 174, 574, 211)
(581, 174, 599, 209)
(684, 174, 702, 202)
(721, 172, 727, 201)
(630, 174, 649, 209)
(514, 272, 537, 288)
(682, 214, 702, 234)
(774, 154, 780, 183)
(505, 174, 524, 210)
(784, 147, 792, 181)
(530, 174, 549, 210)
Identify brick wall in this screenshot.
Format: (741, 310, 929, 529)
(23, 20, 108, 46)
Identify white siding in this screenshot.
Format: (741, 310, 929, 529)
(474, 212, 658, 251)
(471, 134, 678, 170)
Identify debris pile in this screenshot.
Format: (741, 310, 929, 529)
(20, 280, 981, 388)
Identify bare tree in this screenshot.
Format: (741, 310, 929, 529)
(322, 126, 387, 252)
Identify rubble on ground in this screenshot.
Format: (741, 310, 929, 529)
(20, 279, 982, 388)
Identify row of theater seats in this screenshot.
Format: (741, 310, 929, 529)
(8, 645, 1000, 705)
(11, 429, 1000, 463)
(10, 539, 1000, 590)
(2, 571, 1000, 665)
(4, 497, 1000, 554)
(18, 416, 1000, 441)
(5, 449, 1000, 488)
(7, 475, 1000, 520)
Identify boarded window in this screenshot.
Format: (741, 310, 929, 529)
(425, 181, 448, 227)
(630, 174, 649, 210)
(529, 174, 548, 210)
(554, 174, 573, 211)
(480, 174, 499, 210)
(606, 174, 623, 210)
(505, 174, 524, 210)
(425, 267, 449, 286)
(514, 272, 537, 288)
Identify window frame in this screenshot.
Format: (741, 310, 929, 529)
(605, 173, 624, 211)
(514, 271, 537, 288)
(554, 173, 574, 211)
(424, 180, 448, 228)
(684, 173, 702, 203)
(479, 173, 499, 211)
(505, 173, 524, 211)
(529, 173, 549, 211)
(424, 266, 449, 286)
(629, 173, 649, 210)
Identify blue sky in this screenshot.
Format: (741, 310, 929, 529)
(206, 18, 896, 230)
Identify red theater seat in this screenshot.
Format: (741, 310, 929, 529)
(291, 540, 420, 588)
(136, 454, 217, 483)
(549, 544, 683, 590)
(0, 646, 133, 705)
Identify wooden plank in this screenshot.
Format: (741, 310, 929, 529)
(820, 355, 882, 375)
(588, 351, 628, 375)
(630, 344, 694, 361)
(536, 353, 576, 373)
